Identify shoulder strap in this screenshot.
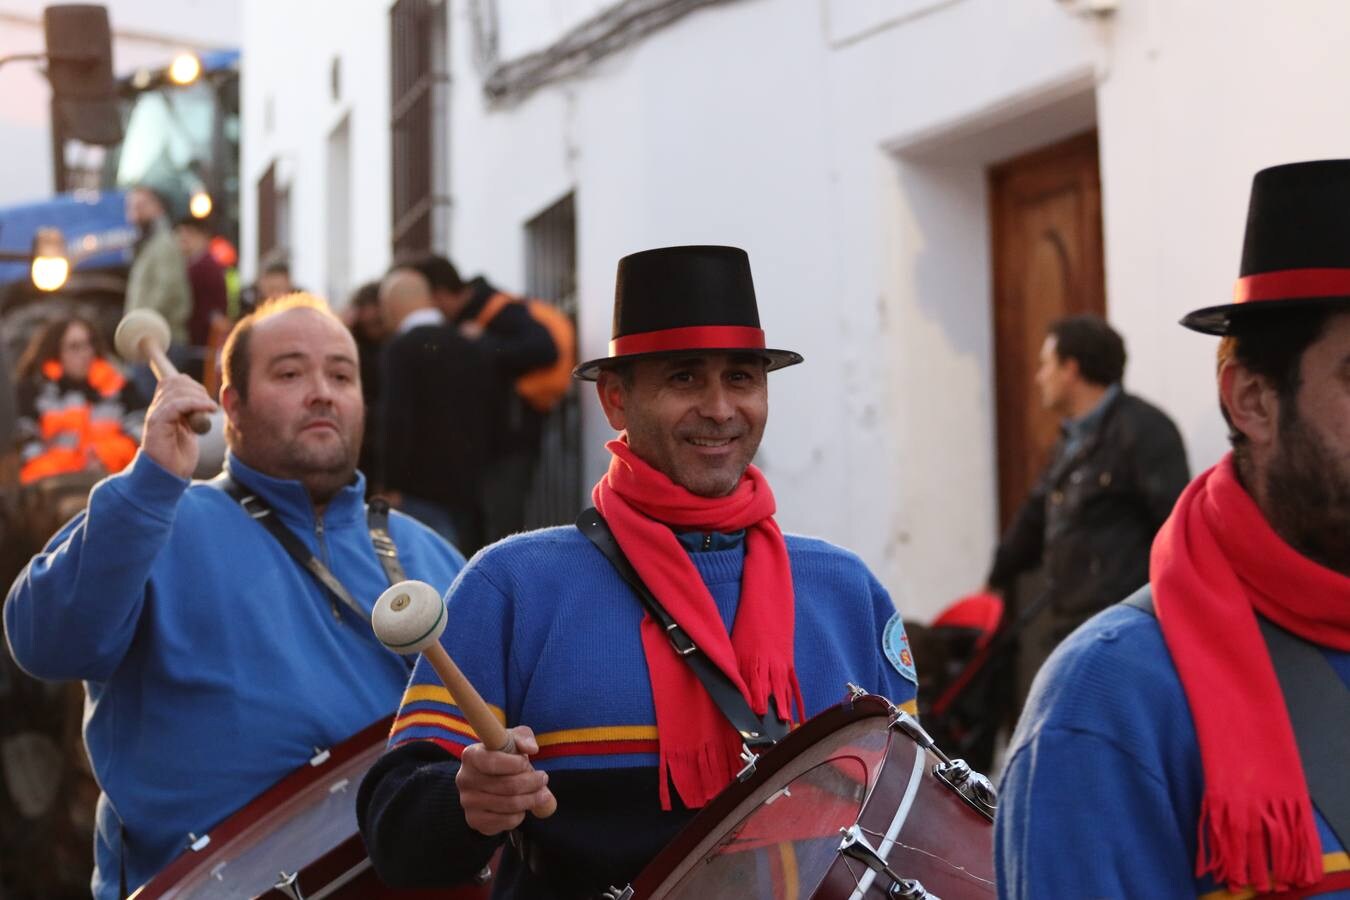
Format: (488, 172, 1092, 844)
(1120, 585, 1350, 846)
(1257, 617, 1350, 849)
(366, 497, 407, 585)
(575, 507, 787, 749)
(474, 291, 515, 327)
(1119, 585, 1155, 614)
(219, 476, 404, 623)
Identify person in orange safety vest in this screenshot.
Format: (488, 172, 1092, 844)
(14, 316, 146, 485)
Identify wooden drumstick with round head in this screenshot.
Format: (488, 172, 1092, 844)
(372, 580, 556, 818)
(114, 309, 211, 435)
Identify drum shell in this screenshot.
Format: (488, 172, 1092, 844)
(632, 694, 995, 900)
(135, 715, 491, 899)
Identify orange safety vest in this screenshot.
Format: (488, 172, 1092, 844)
(20, 359, 138, 484)
(474, 292, 577, 414)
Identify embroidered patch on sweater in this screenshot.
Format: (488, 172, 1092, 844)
(883, 612, 917, 684)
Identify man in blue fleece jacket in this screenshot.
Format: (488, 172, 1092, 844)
(358, 246, 922, 898)
(4, 295, 464, 899)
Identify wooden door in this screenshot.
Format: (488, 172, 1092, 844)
(989, 131, 1106, 530)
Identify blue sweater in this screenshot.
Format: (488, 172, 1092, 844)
(3, 451, 465, 899)
(358, 525, 918, 898)
(996, 603, 1350, 899)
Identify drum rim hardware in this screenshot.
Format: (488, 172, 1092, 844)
(837, 825, 936, 899)
(850, 684, 998, 824)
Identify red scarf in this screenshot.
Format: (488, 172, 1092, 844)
(592, 437, 804, 810)
(1152, 454, 1350, 892)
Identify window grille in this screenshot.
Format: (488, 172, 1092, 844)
(523, 192, 581, 528)
(389, 0, 449, 257)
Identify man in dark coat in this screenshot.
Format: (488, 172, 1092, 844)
(377, 267, 499, 553)
(413, 255, 557, 542)
(987, 314, 1189, 682)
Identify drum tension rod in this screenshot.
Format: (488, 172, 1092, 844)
(838, 825, 935, 898)
(736, 743, 760, 781)
(886, 706, 997, 822)
(273, 870, 306, 900)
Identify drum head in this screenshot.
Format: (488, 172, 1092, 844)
(635, 695, 995, 900)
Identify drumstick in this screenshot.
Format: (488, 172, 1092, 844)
(114, 309, 212, 435)
(372, 580, 557, 818)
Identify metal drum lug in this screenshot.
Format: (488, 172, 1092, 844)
(837, 824, 940, 899)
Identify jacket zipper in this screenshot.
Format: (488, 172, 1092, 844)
(315, 517, 340, 620)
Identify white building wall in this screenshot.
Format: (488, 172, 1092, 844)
(0, 0, 240, 208)
(239, 0, 392, 300)
(240, 0, 1350, 620)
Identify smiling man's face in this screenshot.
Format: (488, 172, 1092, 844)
(223, 307, 364, 504)
(597, 352, 769, 497)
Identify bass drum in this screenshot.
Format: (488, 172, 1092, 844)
(133, 716, 490, 899)
(628, 690, 996, 899)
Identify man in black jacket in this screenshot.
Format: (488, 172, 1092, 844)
(377, 267, 499, 553)
(987, 314, 1189, 684)
(414, 255, 558, 543)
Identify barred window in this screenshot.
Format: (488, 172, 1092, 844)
(389, 0, 450, 258)
(523, 192, 582, 527)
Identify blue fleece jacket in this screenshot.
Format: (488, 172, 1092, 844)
(996, 603, 1350, 899)
(358, 525, 918, 897)
(3, 451, 465, 899)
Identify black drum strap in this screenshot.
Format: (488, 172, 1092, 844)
(219, 476, 404, 623)
(1120, 586, 1350, 848)
(1256, 617, 1350, 850)
(576, 507, 787, 750)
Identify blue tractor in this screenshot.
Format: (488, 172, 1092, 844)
(0, 46, 240, 361)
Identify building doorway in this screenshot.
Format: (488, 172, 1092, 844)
(988, 131, 1106, 531)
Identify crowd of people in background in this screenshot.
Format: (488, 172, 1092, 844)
(3, 182, 572, 562)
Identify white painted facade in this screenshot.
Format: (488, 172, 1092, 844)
(240, 0, 1350, 620)
(0, 0, 241, 208)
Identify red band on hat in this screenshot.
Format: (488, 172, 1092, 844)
(609, 325, 767, 357)
(1233, 267, 1350, 303)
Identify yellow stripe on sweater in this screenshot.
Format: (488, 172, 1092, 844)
(398, 683, 505, 723)
(535, 724, 660, 747)
(390, 711, 478, 740)
(1197, 851, 1350, 899)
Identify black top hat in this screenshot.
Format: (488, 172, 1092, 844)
(573, 245, 804, 380)
(1183, 159, 1350, 335)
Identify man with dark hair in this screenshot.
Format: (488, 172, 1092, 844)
(256, 257, 296, 302)
(125, 185, 191, 345)
(357, 246, 922, 897)
(174, 216, 229, 352)
(997, 159, 1350, 898)
(4, 294, 465, 899)
(985, 312, 1188, 686)
(412, 254, 559, 542)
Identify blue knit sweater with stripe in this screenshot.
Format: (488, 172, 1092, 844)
(4, 452, 466, 899)
(996, 603, 1350, 899)
(357, 524, 917, 898)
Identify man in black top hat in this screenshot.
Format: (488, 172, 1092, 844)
(357, 246, 925, 897)
(996, 160, 1350, 898)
